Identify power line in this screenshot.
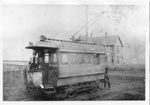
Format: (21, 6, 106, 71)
(71, 11, 107, 38)
(89, 14, 104, 28)
(71, 15, 100, 37)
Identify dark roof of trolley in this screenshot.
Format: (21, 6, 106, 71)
(26, 37, 105, 54)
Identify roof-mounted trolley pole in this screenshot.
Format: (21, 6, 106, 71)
(104, 32, 107, 66)
(85, 5, 88, 43)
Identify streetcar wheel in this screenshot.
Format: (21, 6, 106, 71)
(88, 83, 98, 93)
(64, 85, 77, 98)
(65, 91, 77, 98)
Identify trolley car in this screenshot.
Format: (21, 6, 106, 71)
(24, 36, 110, 98)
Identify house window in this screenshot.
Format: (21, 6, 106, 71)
(117, 56, 120, 64)
(112, 56, 114, 63)
(61, 53, 68, 64)
(117, 46, 120, 54)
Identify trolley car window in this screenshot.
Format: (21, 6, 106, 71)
(45, 53, 49, 63)
(85, 54, 91, 64)
(53, 53, 57, 63)
(61, 53, 68, 64)
(81, 54, 88, 64)
(49, 53, 57, 64)
(69, 53, 96, 64)
(69, 53, 81, 64)
(99, 54, 105, 64)
(94, 54, 99, 64)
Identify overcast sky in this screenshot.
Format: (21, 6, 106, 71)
(2, 4, 148, 61)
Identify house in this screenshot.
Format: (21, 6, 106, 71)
(79, 35, 123, 65)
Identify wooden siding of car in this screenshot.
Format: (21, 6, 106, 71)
(57, 73, 105, 86)
(58, 64, 105, 78)
(56, 64, 105, 86)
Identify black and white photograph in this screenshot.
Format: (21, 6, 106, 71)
(1, 0, 149, 104)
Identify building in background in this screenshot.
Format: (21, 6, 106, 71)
(80, 35, 123, 65)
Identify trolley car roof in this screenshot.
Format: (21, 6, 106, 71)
(26, 38, 105, 54)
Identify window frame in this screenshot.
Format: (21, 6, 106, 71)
(61, 53, 69, 64)
(44, 53, 49, 63)
(117, 46, 120, 54)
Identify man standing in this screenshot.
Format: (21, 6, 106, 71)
(38, 57, 49, 83)
(104, 66, 110, 88)
(29, 52, 38, 71)
(38, 57, 45, 70)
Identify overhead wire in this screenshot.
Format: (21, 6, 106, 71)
(71, 13, 103, 37)
(71, 12, 107, 38)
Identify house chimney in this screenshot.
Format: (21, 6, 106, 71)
(105, 32, 107, 47)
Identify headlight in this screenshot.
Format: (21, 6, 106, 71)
(40, 84, 44, 89)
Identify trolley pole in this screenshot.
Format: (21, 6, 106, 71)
(85, 5, 88, 43)
(104, 32, 107, 65)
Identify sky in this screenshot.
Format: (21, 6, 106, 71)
(2, 4, 148, 63)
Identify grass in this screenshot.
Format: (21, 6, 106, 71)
(3, 64, 27, 72)
(3, 63, 145, 100)
(108, 64, 145, 71)
(3, 70, 25, 101)
(108, 64, 145, 77)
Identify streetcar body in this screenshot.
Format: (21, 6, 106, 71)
(24, 37, 109, 97)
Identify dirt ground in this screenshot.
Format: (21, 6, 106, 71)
(3, 64, 145, 101)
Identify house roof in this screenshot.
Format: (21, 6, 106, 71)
(92, 36, 123, 47)
(80, 35, 123, 47)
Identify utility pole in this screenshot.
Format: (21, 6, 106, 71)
(104, 32, 107, 64)
(85, 5, 88, 43)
